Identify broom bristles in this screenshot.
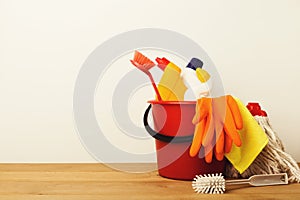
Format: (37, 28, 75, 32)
(133, 51, 155, 70)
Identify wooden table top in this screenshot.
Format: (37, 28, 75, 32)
(0, 164, 299, 200)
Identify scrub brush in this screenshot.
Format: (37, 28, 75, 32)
(130, 51, 162, 101)
(192, 173, 288, 194)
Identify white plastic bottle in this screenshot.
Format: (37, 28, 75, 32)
(181, 58, 212, 99)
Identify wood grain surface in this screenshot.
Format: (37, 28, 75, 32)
(0, 164, 299, 200)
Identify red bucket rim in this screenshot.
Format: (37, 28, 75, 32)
(147, 100, 196, 105)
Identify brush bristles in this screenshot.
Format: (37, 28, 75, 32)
(192, 173, 226, 194)
(133, 51, 155, 70)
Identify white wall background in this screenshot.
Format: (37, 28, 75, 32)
(0, 0, 299, 162)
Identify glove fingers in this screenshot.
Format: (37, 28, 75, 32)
(191, 96, 242, 159)
(215, 129, 225, 154)
(205, 146, 213, 163)
(225, 134, 233, 153)
(192, 98, 204, 124)
(192, 98, 211, 124)
(214, 148, 224, 161)
(227, 95, 243, 130)
(192, 99, 201, 124)
(224, 105, 242, 147)
(202, 112, 214, 147)
(189, 118, 206, 157)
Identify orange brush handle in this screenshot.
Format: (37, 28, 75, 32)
(148, 73, 162, 101)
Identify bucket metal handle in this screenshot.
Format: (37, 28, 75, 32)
(143, 104, 194, 143)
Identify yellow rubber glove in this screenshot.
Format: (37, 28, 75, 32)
(189, 95, 243, 163)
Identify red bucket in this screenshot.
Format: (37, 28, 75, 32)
(144, 101, 225, 180)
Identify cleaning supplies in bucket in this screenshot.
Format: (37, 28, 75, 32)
(130, 50, 298, 186)
(130, 52, 263, 175)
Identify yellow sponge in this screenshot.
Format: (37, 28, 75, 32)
(225, 98, 269, 174)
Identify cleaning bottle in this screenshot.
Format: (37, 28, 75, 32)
(155, 57, 187, 101)
(181, 58, 212, 99)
